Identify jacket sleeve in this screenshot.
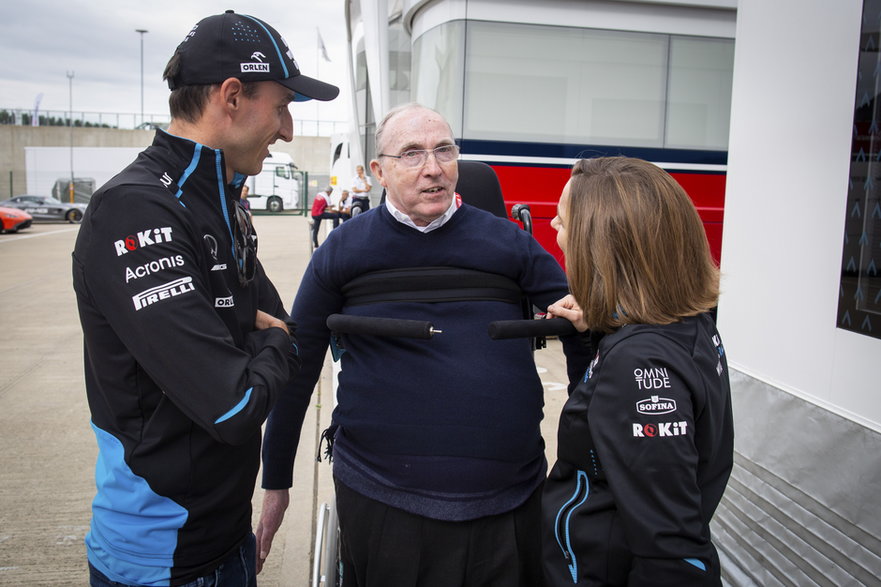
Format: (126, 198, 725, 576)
(254, 261, 301, 375)
(516, 230, 594, 393)
(588, 332, 720, 585)
(255, 260, 289, 319)
(262, 255, 342, 489)
(77, 188, 293, 446)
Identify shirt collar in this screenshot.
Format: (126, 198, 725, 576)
(385, 195, 460, 233)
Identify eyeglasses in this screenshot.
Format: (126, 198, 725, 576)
(232, 202, 258, 286)
(378, 144, 460, 168)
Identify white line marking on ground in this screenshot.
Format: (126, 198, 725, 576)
(0, 227, 79, 243)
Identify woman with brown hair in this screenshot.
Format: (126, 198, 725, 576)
(542, 157, 733, 586)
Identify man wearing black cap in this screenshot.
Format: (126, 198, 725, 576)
(72, 11, 337, 587)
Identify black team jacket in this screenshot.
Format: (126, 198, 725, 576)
(542, 313, 733, 586)
(72, 130, 298, 586)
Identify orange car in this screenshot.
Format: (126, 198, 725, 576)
(0, 206, 33, 233)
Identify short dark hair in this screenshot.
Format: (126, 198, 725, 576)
(162, 52, 260, 123)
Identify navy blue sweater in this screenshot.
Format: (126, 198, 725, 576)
(263, 204, 591, 520)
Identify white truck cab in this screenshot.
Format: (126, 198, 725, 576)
(246, 152, 300, 213)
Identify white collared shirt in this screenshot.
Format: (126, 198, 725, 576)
(385, 195, 460, 233)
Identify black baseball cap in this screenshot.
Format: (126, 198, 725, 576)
(167, 10, 339, 102)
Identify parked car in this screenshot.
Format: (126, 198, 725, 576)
(0, 195, 87, 223)
(0, 206, 33, 233)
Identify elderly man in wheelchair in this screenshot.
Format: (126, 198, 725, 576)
(258, 102, 591, 587)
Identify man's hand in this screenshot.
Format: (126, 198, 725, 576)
(547, 294, 589, 333)
(256, 489, 291, 574)
(255, 310, 289, 334)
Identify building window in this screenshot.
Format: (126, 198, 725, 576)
(666, 36, 734, 150)
(411, 20, 733, 149)
(411, 20, 466, 136)
(839, 0, 881, 339)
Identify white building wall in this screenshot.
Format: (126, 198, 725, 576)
(714, 1, 881, 583)
(719, 0, 881, 429)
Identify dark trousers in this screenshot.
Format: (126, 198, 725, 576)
(89, 533, 257, 587)
(334, 478, 544, 587)
(312, 212, 340, 246)
(352, 196, 370, 212)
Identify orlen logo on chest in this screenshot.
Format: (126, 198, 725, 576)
(114, 227, 173, 256)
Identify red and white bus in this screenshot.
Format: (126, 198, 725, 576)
(341, 0, 735, 264)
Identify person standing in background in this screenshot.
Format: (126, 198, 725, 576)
(311, 185, 340, 247)
(351, 164, 372, 214)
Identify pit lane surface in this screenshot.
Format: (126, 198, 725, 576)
(0, 217, 570, 586)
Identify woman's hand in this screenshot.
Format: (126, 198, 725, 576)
(547, 294, 588, 332)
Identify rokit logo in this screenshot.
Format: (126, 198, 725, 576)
(132, 277, 195, 311)
(636, 396, 677, 415)
(124, 255, 185, 283)
(114, 227, 173, 256)
(632, 421, 688, 438)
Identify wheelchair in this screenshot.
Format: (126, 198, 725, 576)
(309, 160, 573, 586)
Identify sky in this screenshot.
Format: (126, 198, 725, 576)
(0, 1, 351, 125)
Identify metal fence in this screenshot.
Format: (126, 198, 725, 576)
(0, 108, 346, 136)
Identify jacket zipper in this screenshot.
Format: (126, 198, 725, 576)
(554, 469, 590, 584)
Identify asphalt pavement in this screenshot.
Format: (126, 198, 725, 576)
(0, 215, 571, 586)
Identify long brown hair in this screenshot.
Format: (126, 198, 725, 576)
(564, 157, 719, 332)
